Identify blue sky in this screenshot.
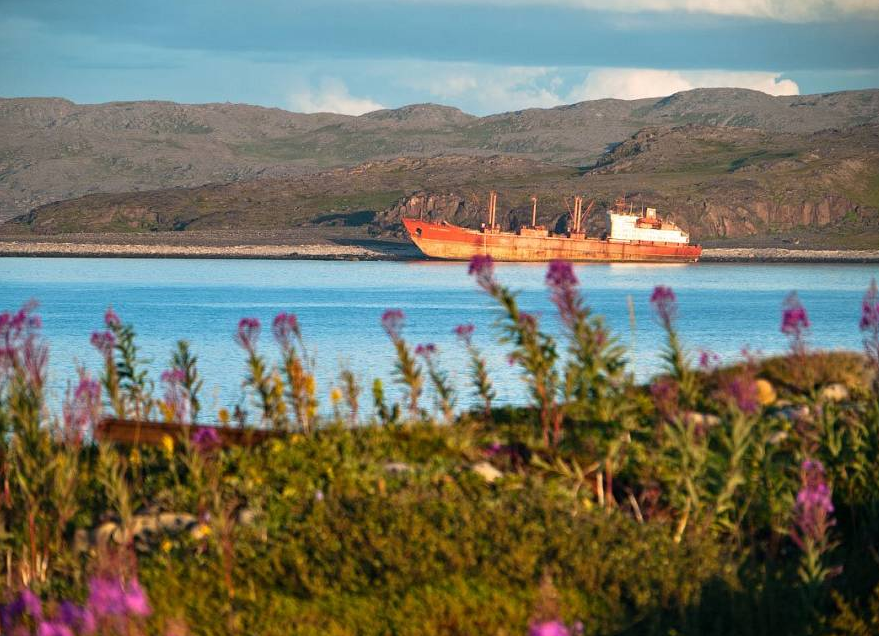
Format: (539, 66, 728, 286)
(1, 0, 878, 115)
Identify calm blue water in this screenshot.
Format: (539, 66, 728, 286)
(1, 258, 876, 415)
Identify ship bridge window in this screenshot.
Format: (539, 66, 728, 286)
(416, 227, 422, 237)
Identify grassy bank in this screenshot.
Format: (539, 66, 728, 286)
(1, 258, 878, 635)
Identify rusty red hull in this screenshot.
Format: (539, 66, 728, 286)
(402, 218, 702, 263)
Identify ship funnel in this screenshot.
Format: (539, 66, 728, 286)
(531, 196, 538, 227)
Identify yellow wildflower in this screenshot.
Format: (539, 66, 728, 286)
(191, 523, 212, 540)
(756, 379, 777, 406)
(330, 387, 343, 405)
(129, 448, 141, 467)
(161, 434, 175, 459)
(218, 408, 230, 426)
(161, 539, 173, 553)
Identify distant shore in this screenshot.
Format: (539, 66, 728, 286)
(2, 240, 879, 262)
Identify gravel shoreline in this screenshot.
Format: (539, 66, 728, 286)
(2, 241, 879, 263)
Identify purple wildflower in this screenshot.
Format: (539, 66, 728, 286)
(104, 307, 121, 328)
(272, 312, 300, 351)
(454, 323, 475, 343)
(529, 620, 571, 636)
(21, 590, 42, 620)
(415, 343, 436, 358)
(698, 350, 721, 372)
(720, 374, 760, 414)
(90, 330, 115, 359)
(87, 577, 126, 618)
(650, 285, 677, 330)
(546, 260, 581, 325)
(62, 370, 102, 444)
(37, 620, 74, 636)
(37, 621, 74, 636)
(122, 579, 151, 617)
(546, 260, 578, 289)
(518, 312, 538, 330)
(381, 309, 405, 341)
(58, 601, 96, 634)
(234, 317, 261, 353)
(467, 254, 495, 290)
(792, 458, 835, 548)
(781, 292, 810, 354)
(1, 589, 43, 632)
(860, 278, 879, 333)
(0, 301, 46, 386)
(192, 426, 222, 454)
(161, 368, 189, 423)
(650, 377, 680, 422)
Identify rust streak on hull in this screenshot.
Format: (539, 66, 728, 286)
(402, 219, 702, 263)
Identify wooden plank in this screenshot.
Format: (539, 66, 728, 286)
(95, 418, 285, 447)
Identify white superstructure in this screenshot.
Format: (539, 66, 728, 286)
(607, 206, 690, 245)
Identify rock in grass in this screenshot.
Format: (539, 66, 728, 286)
(820, 383, 849, 402)
(471, 461, 503, 483)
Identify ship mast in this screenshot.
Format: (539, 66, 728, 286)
(487, 190, 498, 229)
(531, 196, 538, 228)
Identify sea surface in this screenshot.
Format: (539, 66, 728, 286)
(1, 258, 876, 415)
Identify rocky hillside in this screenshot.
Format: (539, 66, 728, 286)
(6, 123, 879, 247)
(2, 88, 878, 222)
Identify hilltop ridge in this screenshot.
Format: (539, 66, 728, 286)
(2, 87, 878, 224)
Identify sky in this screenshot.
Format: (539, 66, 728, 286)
(1, 0, 878, 116)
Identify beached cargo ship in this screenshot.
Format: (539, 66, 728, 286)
(402, 193, 702, 262)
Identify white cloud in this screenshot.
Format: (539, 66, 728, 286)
(393, 0, 879, 22)
(398, 64, 564, 113)
(569, 68, 800, 101)
(396, 63, 800, 113)
(288, 78, 384, 116)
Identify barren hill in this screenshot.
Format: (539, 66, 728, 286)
(7, 123, 879, 248)
(2, 88, 878, 224)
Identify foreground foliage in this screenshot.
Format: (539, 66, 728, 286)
(1, 265, 878, 636)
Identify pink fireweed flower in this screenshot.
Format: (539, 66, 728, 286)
(104, 307, 121, 328)
(381, 309, 405, 341)
(650, 377, 680, 422)
(650, 285, 677, 330)
(546, 260, 578, 289)
(860, 278, 879, 332)
(720, 374, 760, 414)
(781, 292, 810, 354)
(37, 620, 75, 636)
(90, 330, 115, 359)
(0, 301, 44, 380)
(546, 260, 580, 324)
(792, 458, 835, 549)
(1, 588, 43, 631)
(122, 579, 151, 617)
(234, 317, 261, 353)
(698, 350, 721, 372)
(58, 601, 95, 635)
(272, 312, 300, 351)
(161, 368, 189, 423)
(415, 343, 437, 358)
(518, 312, 538, 329)
(529, 620, 571, 636)
(192, 426, 222, 453)
(87, 577, 126, 618)
(468, 254, 496, 290)
(63, 371, 102, 444)
(454, 323, 475, 343)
